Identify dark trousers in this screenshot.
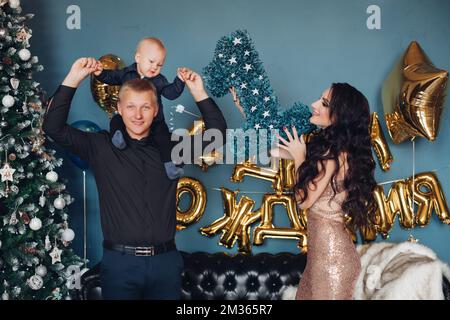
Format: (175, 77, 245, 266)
(100, 248, 184, 300)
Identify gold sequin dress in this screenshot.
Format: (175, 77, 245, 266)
(296, 180, 361, 300)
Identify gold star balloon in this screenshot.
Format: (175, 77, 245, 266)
(383, 41, 448, 144)
(90, 54, 126, 118)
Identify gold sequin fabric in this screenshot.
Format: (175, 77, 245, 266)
(296, 180, 361, 300)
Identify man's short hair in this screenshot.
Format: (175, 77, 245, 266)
(118, 79, 158, 106)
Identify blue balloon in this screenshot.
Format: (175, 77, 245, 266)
(67, 120, 102, 170)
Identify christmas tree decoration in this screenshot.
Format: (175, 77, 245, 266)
(53, 195, 66, 210)
(27, 275, 43, 290)
(17, 48, 30, 61)
(38, 194, 45, 207)
(49, 246, 62, 264)
(2, 94, 14, 107)
(8, 0, 20, 10)
(45, 170, 58, 182)
(9, 77, 19, 89)
(29, 217, 41, 231)
(9, 211, 18, 225)
(19, 210, 29, 224)
(0, 162, 15, 181)
(35, 265, 47, 277)
(61, 228, 75, 242)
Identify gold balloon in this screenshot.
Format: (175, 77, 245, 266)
(407, 172, 450, 226)
(279, 159, 296, 189)
(176, 177, 207, 231)
(373, 181, 414, 238)
(201, 160, 309, 254)
(90, 54, 126, 118)
(200, 187, 260, 254)
(253, 193, 307, 253)
(231, 161, 282, 193)
(187, 119, 223, 171)
(370, 112, 393, 171)
(383, 41, 449, 143)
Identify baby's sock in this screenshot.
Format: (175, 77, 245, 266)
(111, 130, 126, 150)
(164, 162, 184, 180)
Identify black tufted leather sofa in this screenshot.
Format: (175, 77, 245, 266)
(77, 251, 450, 300)
(77, 251, 306, 300)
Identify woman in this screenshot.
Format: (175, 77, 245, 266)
(275, 83, 378, 300)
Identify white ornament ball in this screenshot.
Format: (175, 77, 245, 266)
(29, 217, 42, 231)
(2, 292, 9, 300)
(9, 0, 21, 9)
(18, 48, 31, 61)
(45, 170, 58, 182)
(54, 197, 66, 210)
(28, 275, 43, 290)
(35, 265, 47, 277)
(61, 228, 75, 242)
(2, 94, 14, 107)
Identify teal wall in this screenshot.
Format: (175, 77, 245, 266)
(24, 0, 450, 267)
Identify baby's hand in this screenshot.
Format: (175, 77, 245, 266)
(177, 67, 186, 82)
(93, 61, 103, 77)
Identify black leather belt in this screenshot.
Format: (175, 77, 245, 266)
(103, 239, 176, 256)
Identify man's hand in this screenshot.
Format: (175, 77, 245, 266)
(183, 70, 209, 102)
(62, 57, 101, 88)
(93, 62, 104, 77)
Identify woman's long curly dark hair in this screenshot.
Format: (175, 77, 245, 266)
(294, 83, 377, 233)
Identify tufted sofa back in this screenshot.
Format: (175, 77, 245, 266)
(77, 251, 306, 300)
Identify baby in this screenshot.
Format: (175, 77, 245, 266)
(94, 37, 187, 179)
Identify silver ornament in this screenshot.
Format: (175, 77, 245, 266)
(61, 228, 75, 242)
(18, 48, 30, 61)
(28, 275, 43, 290)
(45, 170, 58, 182)
(29, 217, 42, 231)
(35, 265, 47, 277)
(2, 94, 14, 107)
(53, 196, 66, 210)
(9, 0, 21, 9)
(0, 28, 9, 39)
(1, 291, 9, 300)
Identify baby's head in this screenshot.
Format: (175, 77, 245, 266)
(134, 37, 166, 78)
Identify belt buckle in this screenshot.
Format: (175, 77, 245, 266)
(134, 246, 154, 256)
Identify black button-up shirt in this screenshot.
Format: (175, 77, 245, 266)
(43, 85, 227, 246)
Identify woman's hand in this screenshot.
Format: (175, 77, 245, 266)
(229, 87, 246, 119)
(273, 126, 306, 169)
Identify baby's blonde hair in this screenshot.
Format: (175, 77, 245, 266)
(136, 37, 166, 53)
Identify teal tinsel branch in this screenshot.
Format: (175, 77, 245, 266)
(203, 30, 316, 161)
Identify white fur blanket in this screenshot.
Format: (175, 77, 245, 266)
(282, 241, 450, 300)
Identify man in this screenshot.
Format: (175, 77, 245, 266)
(42, 57, 227, 299)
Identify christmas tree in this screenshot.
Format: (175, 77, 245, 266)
(0, 0, 83, 300)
